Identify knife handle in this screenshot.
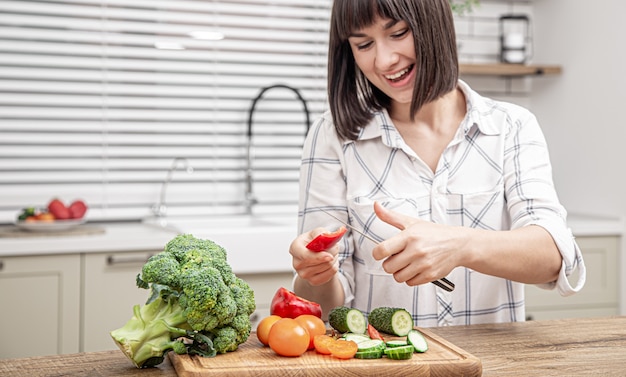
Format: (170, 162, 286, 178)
(432, 278, 455, 292)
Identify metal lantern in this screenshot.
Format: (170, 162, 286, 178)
(499, 14, 531, 64)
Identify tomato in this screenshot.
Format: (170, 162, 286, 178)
(295, 314, 327, 350)
(313, 334, 335, 355)
(256, 315, 281, 346)
(367, 323, 384, 341)
(268, 318, 310, 357)
(328, 339, 358, 359)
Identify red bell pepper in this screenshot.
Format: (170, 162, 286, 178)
(270, 287, 322, 319)
(305, 226, 347, 252)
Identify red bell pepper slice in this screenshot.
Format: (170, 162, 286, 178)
(305, 226, 347, 252)
(270, 287, 323, 318)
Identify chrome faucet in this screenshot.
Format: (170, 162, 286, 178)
(245, 84, 310, 214)
(152, 157, 194, 218)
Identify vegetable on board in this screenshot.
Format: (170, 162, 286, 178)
(384, 345, 414, 360)
(328, 306, 367, 334)
(407, 329, 429, 353)
(368, 307, 414, 337)
(270, 287, 322, 319)
(367, 323, 384, 341)
(110, 234, 256, 368)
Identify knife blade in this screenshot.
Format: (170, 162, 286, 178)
(317, 207, 455, 292)
(318, 208, 380, 245)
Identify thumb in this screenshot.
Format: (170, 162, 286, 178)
(373, 201, 415, 230)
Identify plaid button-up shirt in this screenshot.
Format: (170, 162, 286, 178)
(297, 80, 585, 327)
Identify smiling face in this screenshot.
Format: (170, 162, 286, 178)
(348, 17, 417, 108)
(326, 0, 459, 140)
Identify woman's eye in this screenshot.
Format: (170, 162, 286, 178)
(356, 41, 373, 50)
(392, 28, 409, 38)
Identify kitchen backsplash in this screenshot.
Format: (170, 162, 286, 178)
(455, 0, 534, 108)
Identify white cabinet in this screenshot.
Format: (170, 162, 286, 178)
(0, 254, 81, 358)
(525, 236, 620, 320)
(82, 251, 158, 352)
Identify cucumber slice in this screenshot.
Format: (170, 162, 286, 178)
(343, 333, 371, 344)
(328, 306, 367, 334)
(407, 329, 428, 353)
(384, 345, 414, 360)
(368, 307, 413, 336)
(356, 339, 385, 352)
(354, 349, 384, 359)
(385, 340, 408, 348)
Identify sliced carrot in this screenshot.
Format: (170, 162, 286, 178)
(327, 339, 358, 359)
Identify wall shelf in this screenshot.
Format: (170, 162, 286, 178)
(459, 63, 562, 77)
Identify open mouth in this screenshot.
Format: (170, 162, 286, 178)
(385, 64, 414, 82)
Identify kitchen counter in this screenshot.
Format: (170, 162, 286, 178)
(0, 214, 622, 258)
(567, 213, 625, 236)
(1, 316, 624, 377)
(0, 222, 179, 257)
(0, 218, 296, 274)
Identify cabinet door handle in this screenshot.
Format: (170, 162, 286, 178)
(0, 260, 3, 271)
(106, 254, 153, 266)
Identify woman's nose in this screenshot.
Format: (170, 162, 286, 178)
(375, 43, 400, 71)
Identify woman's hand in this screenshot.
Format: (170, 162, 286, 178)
(371, 202, 465, 286)
(290, 228, 340, 286)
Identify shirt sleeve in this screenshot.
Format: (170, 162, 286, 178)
(297, 113, 356, 305)
(503, 109, 586, 296)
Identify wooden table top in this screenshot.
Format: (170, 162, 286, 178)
(433, 316, 626, 377)
(1, 316, 624, 377)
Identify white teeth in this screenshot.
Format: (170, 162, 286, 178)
(385, 67, 410, 80)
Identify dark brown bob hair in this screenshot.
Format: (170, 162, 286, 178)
(328, 0, 459, 140)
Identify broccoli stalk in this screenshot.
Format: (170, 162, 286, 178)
(110, 234, 256, 368)
(110, 294, 192, 368)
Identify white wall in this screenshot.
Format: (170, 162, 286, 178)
(531, 0, 626, 218)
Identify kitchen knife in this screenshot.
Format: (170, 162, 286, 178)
(318, 208, 455, 292)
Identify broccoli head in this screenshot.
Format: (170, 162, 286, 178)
(110, 234, 256, 368)
(164, 233, 227, 261)
(209, 326, 240, 354)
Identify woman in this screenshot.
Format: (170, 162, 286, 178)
(290, 0, 585, 326)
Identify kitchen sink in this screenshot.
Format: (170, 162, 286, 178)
(142, 214, 297, 274)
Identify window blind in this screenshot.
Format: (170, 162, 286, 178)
(0, 0, 331, 223)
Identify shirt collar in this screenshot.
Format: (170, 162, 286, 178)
(352, 109, 399, 147)
(458, 80, 502, 136)
(346, 80, 502, 146)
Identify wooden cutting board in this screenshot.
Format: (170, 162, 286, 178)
(169, 327, 482, 377)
